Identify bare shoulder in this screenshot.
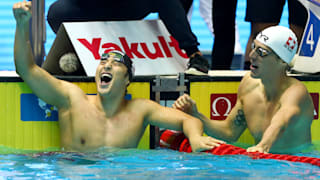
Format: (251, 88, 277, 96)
(127, 98, 165, 115)
(286, 78, 309, 96)
(60, 80, 89, 101)
(125, 99, 163, 124)
(62, 80, 86, 94)
(128, 98, 159, 108)
(282, 78, 311, 104)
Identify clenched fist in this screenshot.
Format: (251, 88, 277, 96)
(13, 0, 32, 26)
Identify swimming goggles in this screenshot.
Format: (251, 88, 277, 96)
(100, 51, 125, 63)
(251, 43, 272, 57)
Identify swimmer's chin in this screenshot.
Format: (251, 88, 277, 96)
(97, 84, 112, 94)
(250, 71, 260, 79)
(97, 89, 112, 97)
(99, 84, 110, 90)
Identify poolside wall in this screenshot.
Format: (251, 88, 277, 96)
(189, 75, 320, 144)
(0, 78, 150, 150)
(0, 75, 319, 150)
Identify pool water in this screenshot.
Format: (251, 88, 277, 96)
(0, 146, 319, 179)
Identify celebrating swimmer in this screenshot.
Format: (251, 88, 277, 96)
(13, 1, 224, 152)
(173, 26, 313, 153)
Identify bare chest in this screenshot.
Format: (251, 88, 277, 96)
(59, 103, 146, 151)
(242, 95, 281, 139)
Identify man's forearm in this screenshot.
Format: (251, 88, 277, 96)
(193, 111, 240, 142)
(257, 124, 284, 151)
(14, 23, 36, 76)
(182, 117, 204, 140)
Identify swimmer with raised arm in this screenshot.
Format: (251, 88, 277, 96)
(173, 26, 313, 153)
(13, 1, 224, 152)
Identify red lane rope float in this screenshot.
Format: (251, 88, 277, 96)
(160, 130, 320, 167)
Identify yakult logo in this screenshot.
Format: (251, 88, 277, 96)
(210, 94, 237, 120)
(310, 93, 319, 120)
(77, 36, 188, 60)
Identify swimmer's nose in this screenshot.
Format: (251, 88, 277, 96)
(104, 62, 112, 71)
(249, 50, 259, 64)
(105, 66, 111, 71)
(249, 48, 258, 59)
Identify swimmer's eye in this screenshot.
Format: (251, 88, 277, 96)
(99, 59, 124, 68)
(100, 61, 107, 65)
(112, 59, 122, 65)
(251, 43, 272, 57)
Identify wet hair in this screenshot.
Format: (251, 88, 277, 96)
(100, 50, 135, 82)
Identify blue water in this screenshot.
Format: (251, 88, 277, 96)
(0, 147, 319, 179)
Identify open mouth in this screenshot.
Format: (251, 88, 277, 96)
(250, 60, 259, 70)
(251, 64, 259, 69)
(100, 73, 112, 85)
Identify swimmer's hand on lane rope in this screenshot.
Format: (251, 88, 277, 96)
(247, 144, 269, 154)
(189, 135, 226, 152)
(173, 94, 226, 152)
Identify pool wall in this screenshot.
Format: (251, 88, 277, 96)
(0, 74, 319, 150)
(188, 75, 320, 144)
(0, 76, 151, 150)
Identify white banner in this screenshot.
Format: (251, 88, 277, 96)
(62, 20, 189, 76)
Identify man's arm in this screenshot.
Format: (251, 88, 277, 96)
(173, 94, 247, 142)
(142, 99, 225, 152)
(13, 1, 71, 108)
(247, 84, 312, 153)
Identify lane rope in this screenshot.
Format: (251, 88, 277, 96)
(160, 130, 320, 167)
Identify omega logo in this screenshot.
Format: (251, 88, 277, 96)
(210, 94, 237, 120)
(211, 97, 232, 117)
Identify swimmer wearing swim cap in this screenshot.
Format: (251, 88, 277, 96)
(96, 50, 135, 96)
(255, 26, 298, 65)
(173, 26, 313, 154)
(249, 26, 298, 78)
(100, 50, 135, 82)
(13, 1, 224, 152)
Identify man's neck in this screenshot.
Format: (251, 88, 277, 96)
(96, 93, 126, 118)
(260, 73, 288, 101)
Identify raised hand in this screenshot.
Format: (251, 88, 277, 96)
(13, 0, 32, 26)
(172, 94, 198, 115)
